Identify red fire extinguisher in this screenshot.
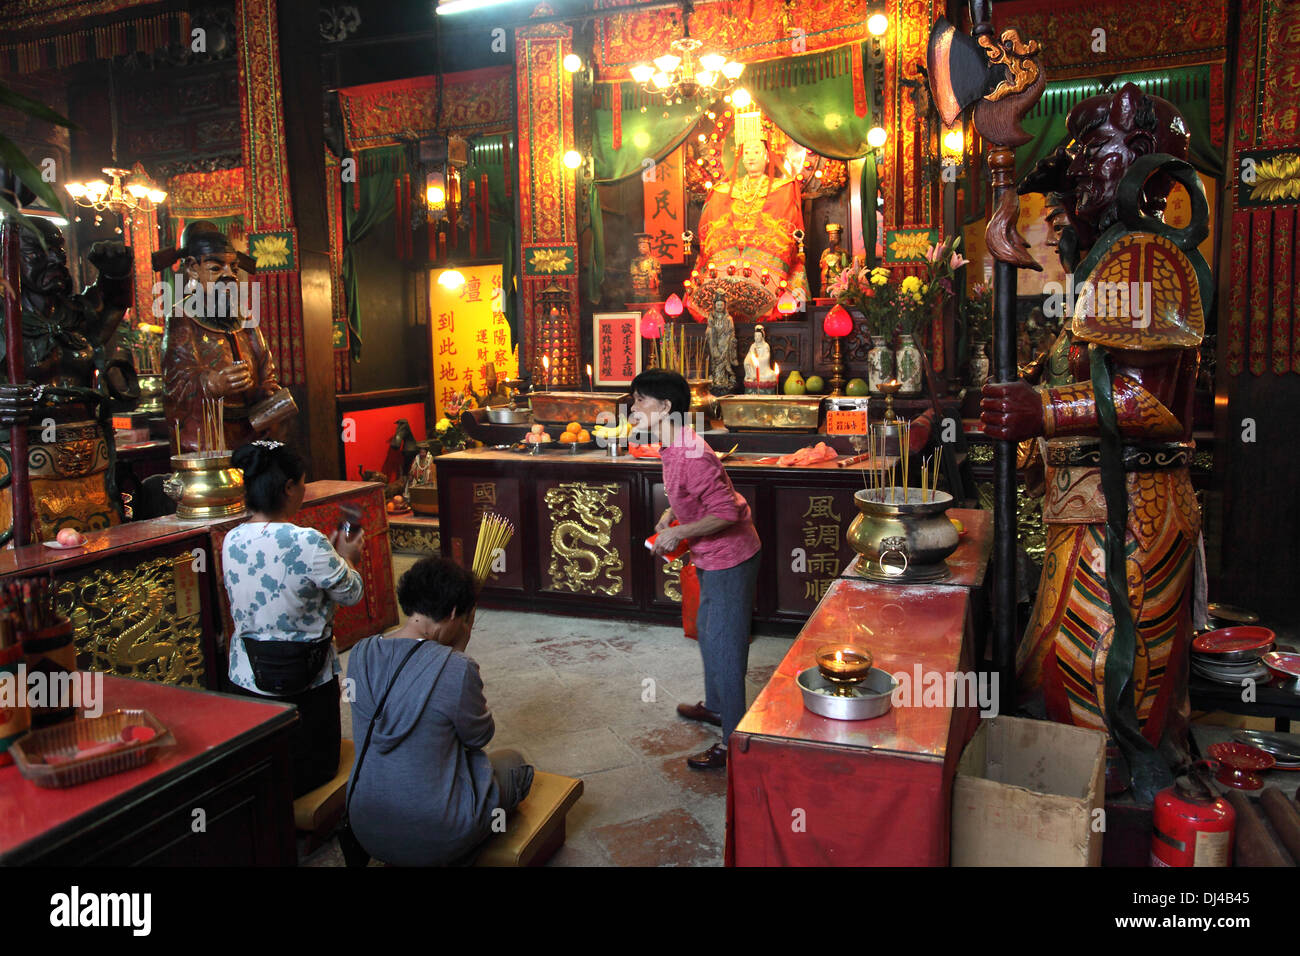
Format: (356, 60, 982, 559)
(1151, 763, 1235, 867)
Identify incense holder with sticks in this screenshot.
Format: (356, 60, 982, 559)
(846, 488, 959, 582)
(163, 452, 247, 520)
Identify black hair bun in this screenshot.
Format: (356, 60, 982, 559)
(232, 441, 272, 476)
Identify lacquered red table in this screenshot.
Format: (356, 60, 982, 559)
(0, 675, 297, 865)
(726, 578, 983, 866)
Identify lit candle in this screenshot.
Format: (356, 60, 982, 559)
(586, 363, 593, 392)
(542, 354, 550, 389)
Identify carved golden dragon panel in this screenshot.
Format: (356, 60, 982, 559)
(544, 482, 625, 596)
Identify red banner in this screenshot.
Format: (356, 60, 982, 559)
(643, 146, 685, 265)
(594, 312, 641, 386)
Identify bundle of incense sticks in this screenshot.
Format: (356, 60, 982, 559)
(199, 397, 226, 454)
(472, 513, 515, 583)
(3, 576, 61, 637)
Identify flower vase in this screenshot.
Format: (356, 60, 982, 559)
(867, 336, 894, 394)
(969, 340, 990, 388)
(894, 334, 923, 396)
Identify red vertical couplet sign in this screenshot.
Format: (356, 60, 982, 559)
(594, 312, 642, 386)
(643, 146, 685, 265)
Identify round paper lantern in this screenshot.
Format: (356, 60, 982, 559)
(823, 304, 853, 338)
(777, 291, 798, 315)
(641, 308, 664, 339)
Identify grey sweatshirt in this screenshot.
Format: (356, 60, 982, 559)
(346, 636, 500, 866)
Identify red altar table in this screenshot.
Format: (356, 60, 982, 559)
(0, 675, 297, 865)
(726, 579, 982, 866)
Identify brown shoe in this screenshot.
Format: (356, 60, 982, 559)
(676, 701, 722, 727)
(687, 743, 727, 770)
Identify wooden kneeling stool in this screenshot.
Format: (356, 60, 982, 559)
(473, 771, 583, 867)
(294, 739, 355, 854)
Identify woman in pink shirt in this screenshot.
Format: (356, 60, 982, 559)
(631, 370, 762, 770)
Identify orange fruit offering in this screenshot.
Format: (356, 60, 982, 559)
(577, 430, 591, 442)
(567, 421, 582, 433)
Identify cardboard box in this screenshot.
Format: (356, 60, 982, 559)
(951, 716, 1107, 867)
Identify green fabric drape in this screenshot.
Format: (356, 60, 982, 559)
(588, 42, 879, 297)
(342, 146, 405, 363)
(1014, 66, 1224, 181)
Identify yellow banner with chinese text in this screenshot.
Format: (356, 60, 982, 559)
(430, 265, 518, 420)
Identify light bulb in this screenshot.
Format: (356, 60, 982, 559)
(694, 70, 717, 88)
(867, 126, 888, 148)
(438, 269, 465, 289)
(563, 150, 583, 170)
(721, 61, 744, 80)
(630, 64, 654, 84)
(731, 88, 752, 108)
(427, 184, 446, 205)
(699, 53, 727, 72)
(651, 72, 671, 90)
(148, 189, 167, 204)
(65, 183, 87, 199)
(868, 13, 888, 36)
(126, 183, 149, 198)
(653, 54, 681, 73)
(563, 53, 582, 73)
(943, 128, 964, 153)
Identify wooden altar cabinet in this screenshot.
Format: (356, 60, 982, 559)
(0, 676, 296, 865)
(0, 480, 397, 690)
(434, 447, 898, 633)
(726, 571, 989, 865)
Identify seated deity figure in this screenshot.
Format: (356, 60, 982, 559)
(686, 111, 809, 324)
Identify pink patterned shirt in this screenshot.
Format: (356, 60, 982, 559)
(659, 428, 761, 571)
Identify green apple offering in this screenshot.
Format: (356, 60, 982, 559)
(783, 371, 807, 395)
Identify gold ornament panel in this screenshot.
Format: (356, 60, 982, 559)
(56, 552, 206, 686)
(542, 481, 629, 597)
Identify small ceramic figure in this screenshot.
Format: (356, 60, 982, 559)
(629, 232, 661, 301)
(743, 324, 778, 394)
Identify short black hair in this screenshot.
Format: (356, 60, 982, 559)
(231, 441, 306, 513)
(397, 555, 478, 621)
(630, 368, 691, 416)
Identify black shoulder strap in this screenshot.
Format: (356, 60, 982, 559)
(346, 639, 451, 813)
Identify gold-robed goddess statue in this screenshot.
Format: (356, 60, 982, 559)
(686, 110, 809, 323)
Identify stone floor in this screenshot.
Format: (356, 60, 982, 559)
(302, 554, 792, 867)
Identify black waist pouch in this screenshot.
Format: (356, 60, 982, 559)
(243, 634, 333, 696)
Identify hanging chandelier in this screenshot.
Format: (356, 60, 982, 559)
(65, 167, 166, 216)
(629, 4, 743, 105)
(64, 61, 166, 219)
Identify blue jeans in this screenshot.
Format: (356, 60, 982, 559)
(696, 550, 761, 743)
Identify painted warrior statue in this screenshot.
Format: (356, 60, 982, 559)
(628, 232, 661, 301)
(686, 111, 809, 323)
(156, 223, 295, 452)
(2, 219, 138, 542)
(981, 84, 1208, 802)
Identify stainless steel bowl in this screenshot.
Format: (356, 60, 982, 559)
(485, 407, 533, 424)
(796, 665, 896, 720)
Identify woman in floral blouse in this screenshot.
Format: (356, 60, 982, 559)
(223, 441, 365, 796)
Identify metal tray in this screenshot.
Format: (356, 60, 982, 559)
(796, 665, 896, 721)
(716, 394, 823, 431)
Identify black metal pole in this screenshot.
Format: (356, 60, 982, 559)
(987, 146, 1018, 703)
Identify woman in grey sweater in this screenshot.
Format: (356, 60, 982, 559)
(346, 557, 533, 866)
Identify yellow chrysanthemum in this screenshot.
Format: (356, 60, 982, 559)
(436, 418, 451, 433)
(900, 275, 921, 294)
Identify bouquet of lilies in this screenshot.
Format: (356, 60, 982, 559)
(896, 235, 970, 337)
(963, 280, 993, 342)
(827, 261, 897, 338)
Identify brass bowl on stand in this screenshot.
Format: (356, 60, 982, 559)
(163, 452, 246, 520)
(687, 379, 718, 422)
(846, 488, 959, 583)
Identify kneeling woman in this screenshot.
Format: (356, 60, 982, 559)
(223, 441, 365, 797)
(347, 556, 533, 867)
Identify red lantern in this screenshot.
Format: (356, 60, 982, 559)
(823, 304, 853, 338)
(664, 293, 684, 317)
(777, 291, 798, 315)
(641, 309, 663, 339)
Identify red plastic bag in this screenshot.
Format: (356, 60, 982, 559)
(681, 560, 700, 641)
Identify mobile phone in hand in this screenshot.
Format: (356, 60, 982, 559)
(339, 504, 363, 540)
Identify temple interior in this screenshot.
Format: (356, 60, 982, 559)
(1, 0, 1298, 881)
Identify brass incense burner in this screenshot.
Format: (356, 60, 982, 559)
(846, 488, 959, 583)
(163, 452, 247, 520)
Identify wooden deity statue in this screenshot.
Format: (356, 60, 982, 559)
(819, 223, 850, 294)
(981, 83, 1209, 803)
(686, 111, 809, 323)
(705, 292, 738, 394)
(629, 232, 661, 301)
(1, 218, 139, 541)
(156, 222, 296, 453)
(743, 324, 778, 394)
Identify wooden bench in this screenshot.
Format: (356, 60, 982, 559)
(293, 739, 355, 854)
(473, 771, 584, 867)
